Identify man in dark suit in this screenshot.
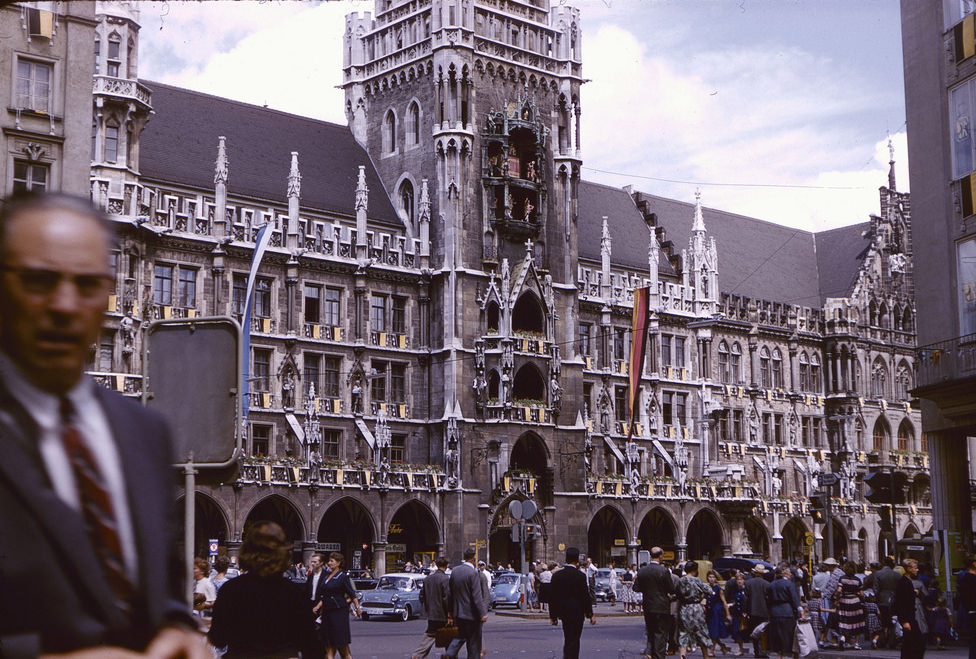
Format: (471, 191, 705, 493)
(412, 556, 451, 659)
(894, 558, 926, 659)
(869, 556, 902, 648)
(549, 547, 595, 659)
(0, 192, 203, 658)
(445, 546, 489, 658)
(633, 546, 675, 659)
(744, 564, 771, 658)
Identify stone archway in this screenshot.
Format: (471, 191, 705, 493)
(317, 498, 375, 571)
(177, 492, 229, 560)
(387, 500, 439, 573)
(510, 432, 548, 476)
(588, 505, 628, 566)
(245, 495, 306, 562)
(686, 509, 724, 561)
(488, 495, 544, 570)
(824, 518, 849, 560)
(743, 517, 770, 559)
(638, 507, 678, 557)
(781, 518, 810, 564)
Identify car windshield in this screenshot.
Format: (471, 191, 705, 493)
(496, 573, 520, 585)
(377, 576, 411, 590)
(596, 569, 611, 578)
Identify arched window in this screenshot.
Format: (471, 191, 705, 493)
(717, 341, 730, 383)
(873, 418, 890, 452)
(486, 301, 500, 333)
(406, 101, 420, 146)
(798, 352, 810, 392)
(898, 420, 914, 452)
(759, 347, 771, 388)
(902, 307, 914, 333)
(879, 302, 890, 328)
(730, 343, 742, 384)
(398, 179, 414, 225)
(895, 362, 913, 400)
(383, 109, 397, 153)
(487, 370, 500, 400)
(771, 348, 784, 389)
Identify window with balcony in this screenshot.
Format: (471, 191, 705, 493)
(898, 419, 913, 452)
(391, 434, 406, 463)
(251, 423, 271, 456)
(322, 429, 340, 459)
(873, 418, 889, 451)
(98, 331, 115, 372)
(94, 39, 100, 74)
(324, 287, 341, 327)
(614, 327, 627, 363)
(578, 323, 591, 357)
(232, 274, 247, 316)
(254, 278, 271, 318)
(371, 360, 387, 402)
(771, 348, 784, 388)
(392, 296, 406, 335)
(730, 342, 742, 383)
(253, 349, 271, 393)
(798, 352, 810, 391)
(371, 294, 387, 332)
(323, 356, 340, 398)
(945, 0, 976, 30)
(732, 409, 744, 442)
(12, 160, 48, 193)
(177, 267, 197, 308)
(718, 341, 730, 383)
(390, 364, 406, 403)
(304, 353, 321, 397)
(16, 58, 51, 112)
(304, 284, 320, 324)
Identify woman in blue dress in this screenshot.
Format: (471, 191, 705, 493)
(726, 572, 749, 656)
(706, 569, 732, 655)
(314, 551, 361, 659)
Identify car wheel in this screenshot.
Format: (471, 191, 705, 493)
(401, 605, 411, 621)
(361, 612, 370, 621)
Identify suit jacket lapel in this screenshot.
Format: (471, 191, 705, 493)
(0, 382, 128, 628)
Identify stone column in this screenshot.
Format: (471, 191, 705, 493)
(373, 541, 388, 577)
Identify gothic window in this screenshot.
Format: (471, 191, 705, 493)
(730, 342, 742, 383)
(406, 101, 420, 146)
(872, 417, 890, 451)
(512, 293, 544, 335)
(771, 348, 784, 388)
(94, 39, 100, 74)
(127, 38, 135, 78)
(488, 370, 500, 399)
(879, 302, 890, 328)
(759, 347, 771, 388)
(718, 341, 730, 383)
(512, 364, 545, 403)
(486, 301, 500, 333)
(383, 109, 397, 153)
(398, 179, 415, 225)
(895, 362, 913, 400)
(798, 352, 810, 392)
(810, 354, 822, 392)
(902, 307, 914, 333)
(897, 419, 913, 451)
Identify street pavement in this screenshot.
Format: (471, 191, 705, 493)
(344, 601, 975, 658)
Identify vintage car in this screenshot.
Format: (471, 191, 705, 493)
(490, 571, 525, 608)
(593, 568, 628, 602)
(359, 572, 424, 621)
(347, 568, 378, 592)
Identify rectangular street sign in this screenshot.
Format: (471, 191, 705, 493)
(819, 473, 839, 486)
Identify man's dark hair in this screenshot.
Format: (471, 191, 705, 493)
(0, 190, 113, 257)
(565, 547, 580, 564)
(650, 546, 664, 559)
(312, 552, 326, 563)
(882, 555, 895, 568)
(214, 556, 231, 573)
(436, 556, 449, 569)
(463, 547, 476, 561)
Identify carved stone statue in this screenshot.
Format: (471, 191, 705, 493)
(120, 312, 135, 355)
(351, 376, 363, 414)
(583, 435, 593, 474)
(677, 464, 688, 496)
(308, 450, 321, 484)
(549, 374, 562, 415)
(788, 412, 798, 446)
(599, 396, 611, 435)
(282, 371, 295, 409)
(771, 473, 782, 498)
(748, 408, 760, 445)
(473, 374, 487, 416)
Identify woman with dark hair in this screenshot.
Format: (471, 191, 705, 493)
(314, 551, 361, 659)
(765, 564, 800, 659)
(705, 569, 732, 655)
(208, 521, 317, 658)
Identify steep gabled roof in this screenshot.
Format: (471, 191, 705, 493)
(814, 222, 872, 304)
(137, 81, 400, 225)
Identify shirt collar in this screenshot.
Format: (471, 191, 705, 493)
(0, 351, 94, 427)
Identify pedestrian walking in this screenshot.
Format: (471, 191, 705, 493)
(675, 562, 712, 659)
(871, 556, 901, 648)
(314, 551, 362, 659)
(956, 553, 976, 659)
(411, 556, 451, 659)
(444, 547, 490, 659)
(895, 557, 927, 659)
(549, 547, 595, 659)
(765, 564, 800, 659)
(744, 564, 771, 658)
(835, 561, 866, 648)
(705, 569, 732, 655)
(727, 572, 749, 655)
(633, 546, 676, 659)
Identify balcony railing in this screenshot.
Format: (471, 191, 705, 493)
(916, 333, 976, 389)
(238, 457, 446, 490)
(370, 401, 408, 418)
(370, 331, 408, 348)
(305, 323, 343, 341)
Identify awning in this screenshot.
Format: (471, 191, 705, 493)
(355, 417, 376, 451)
(603, 436, 626, 468)
(285, 413, 304, 444)
(651, 439, 675, 471)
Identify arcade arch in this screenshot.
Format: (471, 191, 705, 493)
(245, 495, 306, 561)
(178, 492, 229, 559)
(780, 518, 809, 563)
(637, 507, 678, 557)
(386, 500, 440, 572)
(686, 509, 724, 561)
(317, 498, 375, 571)
(588, 505, 628, 566)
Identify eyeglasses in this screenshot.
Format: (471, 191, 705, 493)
(1, 265, 113, 300)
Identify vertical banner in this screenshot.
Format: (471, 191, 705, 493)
(627, 287, 652, 440)
(241, 223, 274, 421)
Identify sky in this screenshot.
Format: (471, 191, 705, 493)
(134, 0, 908, 233)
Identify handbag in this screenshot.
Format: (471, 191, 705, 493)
(434, 623, 459, 648)
(793, 620, 818, 658)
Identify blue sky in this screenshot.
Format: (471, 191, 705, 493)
(135, 0, 907, 232)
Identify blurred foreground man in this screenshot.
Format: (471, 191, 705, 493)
(549, 547, 595, 659)
(0, 192, 204, 658)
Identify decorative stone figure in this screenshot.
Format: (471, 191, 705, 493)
(282, 371, 295, 409)
(771, 472, 783, 498)
(788, 412, 798, 446)
(473, 374, 487, 416)
(120, 312, 135, 355)
(308, 450, 321, 484)
(351, 376, 363, 414)
(748, 407, 760, 445)
(549, 374, 563, 417)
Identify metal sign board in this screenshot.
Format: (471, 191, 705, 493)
(818, 473, 839, 486)
(144, 317, 241, 467)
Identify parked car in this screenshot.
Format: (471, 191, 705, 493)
(491, 572, 525, 608)
(359, 573, 424, 621)
(347, 569, 378, 592)
(491, 569, 515, 586)
(712, 557, 776, 582)
(593, 568, 627, 602)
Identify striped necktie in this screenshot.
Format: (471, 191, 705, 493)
(60, 397, 134, 612)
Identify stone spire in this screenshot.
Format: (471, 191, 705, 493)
(648, 223, 660, 306)
(888, 137, 897, 191)
(692, 187, 706, 234)
(419, 178, 431, 263)
(214, 136, 228, 239)
(286, 152, 301, 250)
(600, 216, 612, 300)
(355, 165, 368, 259)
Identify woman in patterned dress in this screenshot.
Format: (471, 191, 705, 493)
(835, 561, 866, 649)
(676, 561, 714, 659)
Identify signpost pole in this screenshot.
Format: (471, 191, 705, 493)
(184, 455, 195, 608)
(520, 519, 527, 613)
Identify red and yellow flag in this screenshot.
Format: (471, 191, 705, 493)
(627, 287, 652, 438)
